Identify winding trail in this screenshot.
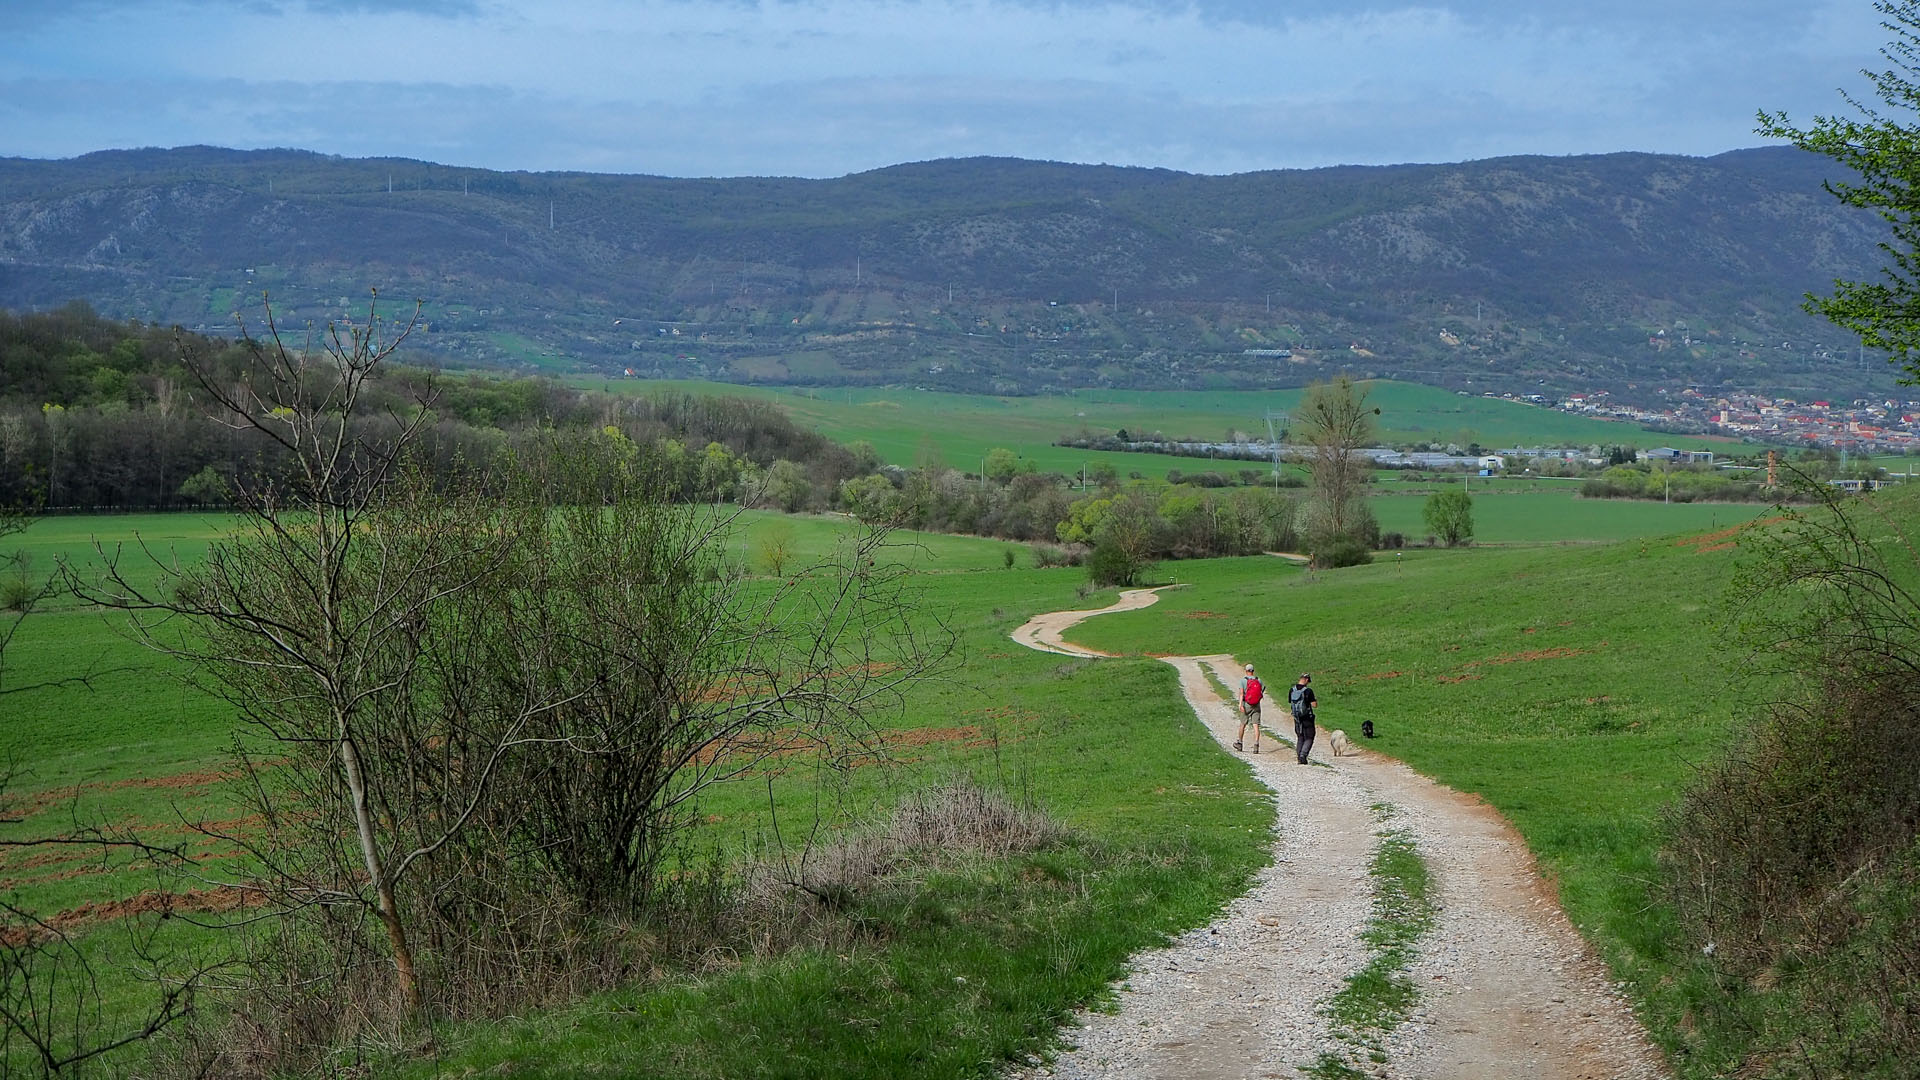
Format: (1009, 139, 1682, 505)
(1010, 588, 1668, 1080)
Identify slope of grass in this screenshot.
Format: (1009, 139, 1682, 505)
(3, 503, 1796, 1077)
(2, 514, 1275, 1078)
(1065, 530, 1770, 1072)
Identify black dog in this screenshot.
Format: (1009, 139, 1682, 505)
(1361, 719, 1375, 739)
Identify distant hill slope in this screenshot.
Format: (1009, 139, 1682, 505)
(0, 145, 1898, 401)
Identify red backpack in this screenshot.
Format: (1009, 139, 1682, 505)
(1243, 677, 1263, 706)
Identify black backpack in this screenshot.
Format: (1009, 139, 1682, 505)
(1289, 685, 1310, 719)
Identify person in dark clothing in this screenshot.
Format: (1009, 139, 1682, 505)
(1288, 674, 1318, 764)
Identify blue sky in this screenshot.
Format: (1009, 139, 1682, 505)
(0, 0, 1888, 177)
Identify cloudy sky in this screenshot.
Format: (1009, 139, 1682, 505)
(0, 0, 1891, 178)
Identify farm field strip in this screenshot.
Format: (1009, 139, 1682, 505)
(566, 378, 1733, 472)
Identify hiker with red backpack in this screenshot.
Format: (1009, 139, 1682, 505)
(1235, 663, 1265, 752)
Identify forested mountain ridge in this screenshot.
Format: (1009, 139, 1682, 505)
(0, 145, 1897, 401)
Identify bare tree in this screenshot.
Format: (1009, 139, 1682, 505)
(1290, 374, 1380, 566)
(74, 292, 476, 1013)
(464, 436, 954, 914)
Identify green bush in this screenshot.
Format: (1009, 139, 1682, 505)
(1086, 541, 1149, 587)
(1310, 537, 1372, 569)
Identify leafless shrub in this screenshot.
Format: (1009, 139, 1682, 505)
(1029, 543, 1082, 568)
(1665, 669, 1920, 971)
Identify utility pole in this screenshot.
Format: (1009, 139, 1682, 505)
(1263, 409, 1288, 489)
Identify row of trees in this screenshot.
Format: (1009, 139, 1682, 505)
(1, 302, 1420, 579)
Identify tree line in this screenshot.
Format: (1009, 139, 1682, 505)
(0, 303, 872, 513)
(1, 306, 1408, 584)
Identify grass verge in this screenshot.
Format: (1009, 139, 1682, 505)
(1306, 807, 1436, 1079)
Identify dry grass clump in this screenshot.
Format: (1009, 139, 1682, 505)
(726, 778, 1066, 945)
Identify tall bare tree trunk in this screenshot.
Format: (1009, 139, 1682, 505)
(338, 731, 422, 1013)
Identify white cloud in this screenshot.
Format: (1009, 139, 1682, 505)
(0, 0, 1891, 175)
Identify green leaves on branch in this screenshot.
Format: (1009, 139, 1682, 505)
(1422, 487, 1474, 547)
(1760, 0, 1920, 382)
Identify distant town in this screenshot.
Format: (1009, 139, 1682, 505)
(1546, 388, 1920, 454)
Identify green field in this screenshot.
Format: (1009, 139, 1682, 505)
(2, 511, 1273, 1077)
(1370, 486, 1771, 544)
(564, 378, 1739, 474)
(0, 483, 1794, 1076)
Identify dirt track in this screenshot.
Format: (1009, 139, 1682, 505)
(1010, 588, 1669, 1079)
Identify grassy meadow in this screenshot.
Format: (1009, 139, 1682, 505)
(0, 386, 1798, 1077)
(4, 511, 1277, 1078)
(1369, 485, 1771, 544)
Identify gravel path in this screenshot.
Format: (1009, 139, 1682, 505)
(1008, 590, 1670, 1080)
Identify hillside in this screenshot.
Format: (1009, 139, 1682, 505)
(0, 146, 1900, 403)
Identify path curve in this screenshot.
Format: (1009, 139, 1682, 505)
(1009, 592, 1669, 1080)
(1007, 587, 1175, 657)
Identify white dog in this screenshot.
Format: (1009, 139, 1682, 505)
(1327, 729, 1356, 757)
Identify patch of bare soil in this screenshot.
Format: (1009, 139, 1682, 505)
(1674, 517, 1781, 553)
(4, 768, 236, 823)
(1009, 591, 1670, 1080)
(1, 887, 262, 947)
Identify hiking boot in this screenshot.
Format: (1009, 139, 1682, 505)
(1232, 741, 1242, 751)
(1251, 744, 1260, 753)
